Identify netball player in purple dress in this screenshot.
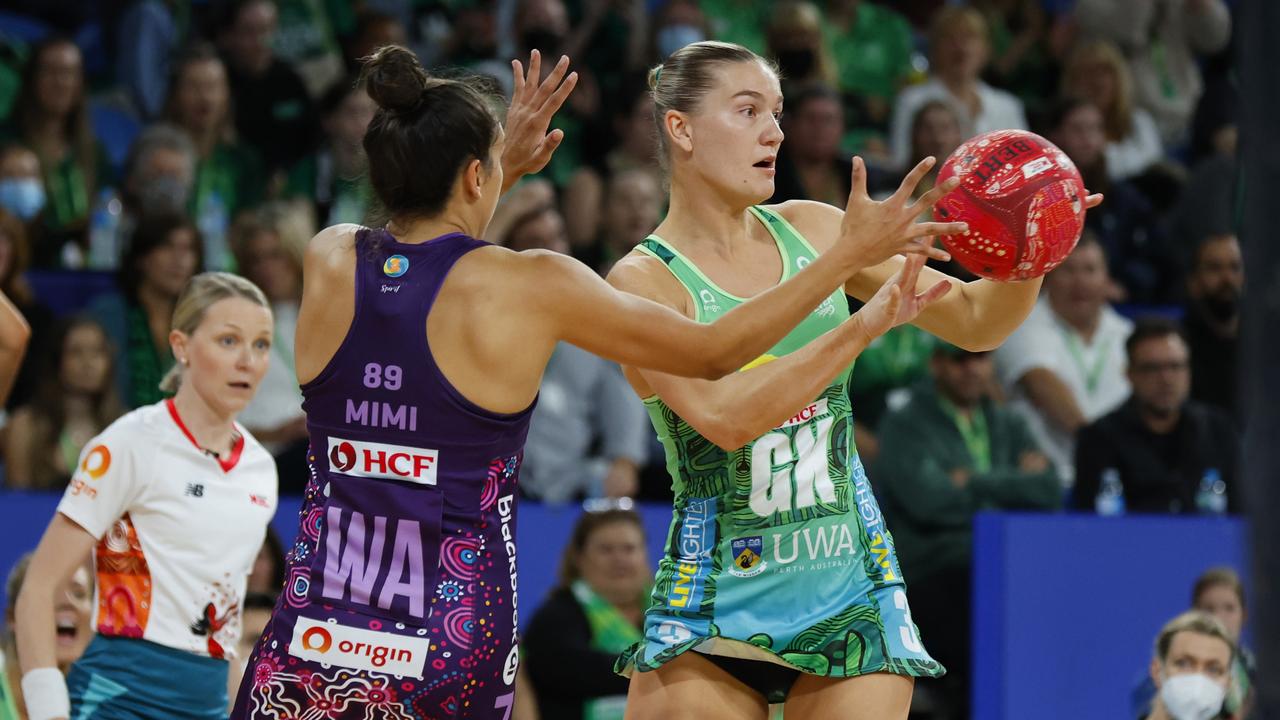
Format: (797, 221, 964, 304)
(231, 45, 965, 719)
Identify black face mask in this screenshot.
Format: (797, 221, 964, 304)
(521, 28, 564, 58)
(776, 49, 816, 78)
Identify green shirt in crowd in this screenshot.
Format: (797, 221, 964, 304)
(874, 381, 1060, 583)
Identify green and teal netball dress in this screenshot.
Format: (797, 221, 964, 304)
(616, 206, 944, 697)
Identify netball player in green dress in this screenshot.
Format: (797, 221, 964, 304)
(610, 42, 1103, 720)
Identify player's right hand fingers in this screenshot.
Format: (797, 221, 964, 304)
(910, 176, 960, 212)
(899, 239, 952, 262)
(907, 221, 967, 239)
(890, 156, 936, 204)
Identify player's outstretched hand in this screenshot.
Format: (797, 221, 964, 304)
(853, 254, 951, 339)
(501, 50, 578, 190)
(833, 156, 967, 271)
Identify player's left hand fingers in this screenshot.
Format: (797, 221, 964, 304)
(1083, 192, 1104, 210)
(909, 175, 960, 213)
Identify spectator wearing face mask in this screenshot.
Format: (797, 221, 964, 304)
(765, 1, 838, 94)
(1183, 234, 1242, 421)
(83, 124, 197, 272)
(1142, 611, 1236, 720)
(0, 38, 111, 248)
(651, 0, 711, 61)
(163, 43, 267, 271)
(1133, 568, 1256, 720)
(0, 145, 47, 265)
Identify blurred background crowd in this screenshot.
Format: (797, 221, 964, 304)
(0, 0, 1251, 717)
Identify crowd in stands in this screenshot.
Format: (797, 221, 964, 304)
(0, 0, 1249, 717)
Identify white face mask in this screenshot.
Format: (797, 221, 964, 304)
(1159, 673, 1226, 720)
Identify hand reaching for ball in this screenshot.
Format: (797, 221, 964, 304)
(854, 254, 952, 340)
(831, 156, 968, 273)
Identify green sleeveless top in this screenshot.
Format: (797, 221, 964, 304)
(634, 205, 856, 529)
(620, 205, 942, 689)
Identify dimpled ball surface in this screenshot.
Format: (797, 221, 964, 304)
(932, 129, 1086, 281)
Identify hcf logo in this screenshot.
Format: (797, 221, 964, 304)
(326, 436, 439, 485)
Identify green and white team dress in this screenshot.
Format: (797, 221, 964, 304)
(616, 206, 944, 698)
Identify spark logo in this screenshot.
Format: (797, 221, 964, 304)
(289, 617, 430, 677)
(81, 445, 111, 479)
(327, 436, 439, 485)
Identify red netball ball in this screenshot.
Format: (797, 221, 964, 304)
(932, 129, 1086, 281)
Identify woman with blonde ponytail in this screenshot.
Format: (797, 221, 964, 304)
(14, 272, 279, 719)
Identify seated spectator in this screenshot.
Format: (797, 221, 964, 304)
(1074, 0, 1230, 146)
(901, 98, 965, 203)
(163, 44, 267, 270)
(1132, 568, 1256, 720)
(524, 507, 650, 720)
(502, 204, 649, 502)
(1061, 39, 1164, 182)
(0, 145, 47, 265)
(114, 0, 183, 120)
(1140, 611, 1235, 720)
(285, 77, 376, 228)
(876, 342, 1059, 715)
(232, 205, 310, 493)
(765, 1, 837, 93)
(1, 37, 111, 252)
(770, 83, 852, 207)
(88, 123, 198, 271)
(563, 76, 660, 251)
(889, 6, 1029, 172)
(1072, 318, 1239, 514)
(5, 316, 122, 490)
(0, 208, 50, 410)
(650, 0, 712, 61)
(1045, 97, 1176, 303)
(592, 168, 663, 273)
(215, 0, 319, 174)
(973, 0, 1055, 109)
(344, 11, 410, 72)
(846, 324, 937, 465)
(698, 0, 771, 54)
(821, 0, 914, 151)
(270, 0, 351, 97)
(90, 213, 202, 408)
(1183, 234, 1242, 421)
(994, 234, 1132, 487)
(1, 553, 93, 716)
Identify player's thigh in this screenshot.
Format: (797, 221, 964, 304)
(624, 652, 770, 720)
(783, 671, 914, 720)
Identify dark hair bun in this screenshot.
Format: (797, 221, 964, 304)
(362, 45, 428, 114)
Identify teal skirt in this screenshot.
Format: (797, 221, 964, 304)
(66, 635, 228, 719)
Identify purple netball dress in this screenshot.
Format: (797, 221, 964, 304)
(232, 229, 534, 719)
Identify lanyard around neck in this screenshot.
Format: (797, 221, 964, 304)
(940, 396, 991, 474)
(1059, 324, 1111, 397)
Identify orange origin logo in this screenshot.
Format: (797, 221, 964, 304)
(301, 626, 332, 653)
(81, 445, 111, 479)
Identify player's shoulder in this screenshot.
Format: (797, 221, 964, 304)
(81, 403, 168, 461)
(305, 223, 363, 272)
(606, 249, 691, 312)
(762, 200, 841, 251)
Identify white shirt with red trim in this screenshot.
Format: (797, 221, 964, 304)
(57, 399, 278, 659)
